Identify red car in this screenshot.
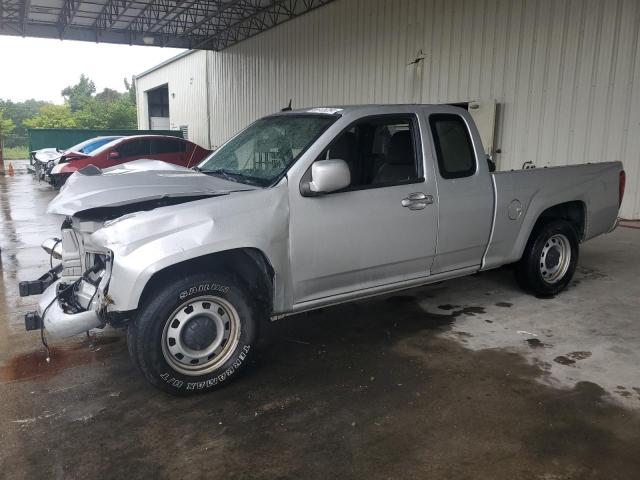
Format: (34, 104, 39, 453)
(49, 135, 211, 187)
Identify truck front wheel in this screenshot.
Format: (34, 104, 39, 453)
(516, 219, 579, 296)
(128, 272, 259, 395)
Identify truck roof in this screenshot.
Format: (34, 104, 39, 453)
(277, 103, 468, 116)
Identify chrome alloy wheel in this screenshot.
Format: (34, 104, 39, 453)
(161, 296, 241, 376)
(539, 233, 571, 284)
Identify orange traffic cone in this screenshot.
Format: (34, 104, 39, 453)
(7, 162, 14, 176)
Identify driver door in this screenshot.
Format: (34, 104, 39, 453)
(288, 113, 439, 305)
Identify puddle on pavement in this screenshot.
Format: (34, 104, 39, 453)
(495, 301, 512, 308)
(526, 338, 549, 348)
(437, 304, 460, 310)
(3, 281, 640, 479)
(437, 305, 486, 317)
(568, 351, 592, 360)
(0, 335, 122, 382)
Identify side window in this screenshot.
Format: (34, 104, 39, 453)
(118, 139, 150, 158)
(317, 115, 421, 189)
(80, 138, 110, 154)
(151, 138, 186, 154)
(429, 114, 476, 179)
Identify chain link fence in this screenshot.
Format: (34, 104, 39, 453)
(1, 134, 29, 160)
(1, 134, 28, 174)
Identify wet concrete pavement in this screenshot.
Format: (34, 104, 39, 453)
(1, 163, 640, 479)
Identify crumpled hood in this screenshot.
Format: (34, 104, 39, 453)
(47, 159, 257, 216)
(33, 148, 62, 163)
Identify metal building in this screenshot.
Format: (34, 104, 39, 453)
(133, 0, 640, 219)
(136, 50, 211, 146)
(1, 0, 638, 218)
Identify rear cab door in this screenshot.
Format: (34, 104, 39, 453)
(423, 106, 494, 273)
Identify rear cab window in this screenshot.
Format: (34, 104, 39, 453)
(429, 114, 477, 179)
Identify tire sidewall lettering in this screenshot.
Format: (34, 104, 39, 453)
(160, 372, 184, 389)
(162, 345, 251, 391)
(179, 282, 230, 300)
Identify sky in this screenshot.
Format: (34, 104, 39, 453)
(0, 36, 186, 104)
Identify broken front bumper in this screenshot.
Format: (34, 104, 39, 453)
(25, 279, 104, 337)
(19, 264, 62, 297)
(20, 259, 111, 338)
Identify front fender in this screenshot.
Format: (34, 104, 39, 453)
(91, 184, 290, 312)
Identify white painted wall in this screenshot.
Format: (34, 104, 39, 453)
(138, 0, 640, 218)
(136, 49, 210, 148)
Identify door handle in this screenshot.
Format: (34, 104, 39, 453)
(402, 192, 433, 210)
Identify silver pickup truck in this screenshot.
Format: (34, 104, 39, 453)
(20, 104, 625, 395)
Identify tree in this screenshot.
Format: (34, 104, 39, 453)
(95, 88, 122, 103)
(0, 99, 49, 146)
(71, 76, 137, 129)
(124, 76, 136, 104)
(0, 109, 15, 166)
(22, 74, 137, 130)
(61, 74, 96, 112)
(0, 109, 15, 136)
(73, 97, 136, 129)
(103, 98, 137, 129)
(24, 104, 77, 128)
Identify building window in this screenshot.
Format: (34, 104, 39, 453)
(147, 85, 169, 117)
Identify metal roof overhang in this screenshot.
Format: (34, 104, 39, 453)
(0, 0, 334, 50)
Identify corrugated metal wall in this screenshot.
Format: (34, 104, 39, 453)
(134, 0, 640, 218)
(204, 0, 640, 219)
(136, 50, 210, 148)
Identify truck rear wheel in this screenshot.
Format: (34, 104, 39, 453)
(516, 219, 579, 296)
(128, 272, 259, 395)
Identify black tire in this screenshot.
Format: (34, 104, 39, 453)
(49, 175, 62, 189)
(126, 323, 141, 372)
(49, 173, 70, 189)
(515, 219, 579, 296)
(129, 272, 259, 395)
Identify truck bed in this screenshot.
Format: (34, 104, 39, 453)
(482, 161, 623, 270)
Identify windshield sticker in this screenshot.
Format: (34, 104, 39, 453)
(307, 107, 343, 115)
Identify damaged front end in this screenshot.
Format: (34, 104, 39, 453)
(20, 160, 274, 339)
(21, 219, 114, 337)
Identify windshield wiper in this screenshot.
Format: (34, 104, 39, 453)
(202, 168, 263, 186)
(204, 168, 235, 182)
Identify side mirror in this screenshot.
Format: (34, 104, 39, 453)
(108, 151, 121, 160)
(487, 156, 496, 172)
(41, 237, 62, 260)
(302, 159, 351, 195)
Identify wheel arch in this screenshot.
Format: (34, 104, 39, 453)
(517, 200, 586, 261)
(531, 201, 586, 240)
(138, 247, 275, 317)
